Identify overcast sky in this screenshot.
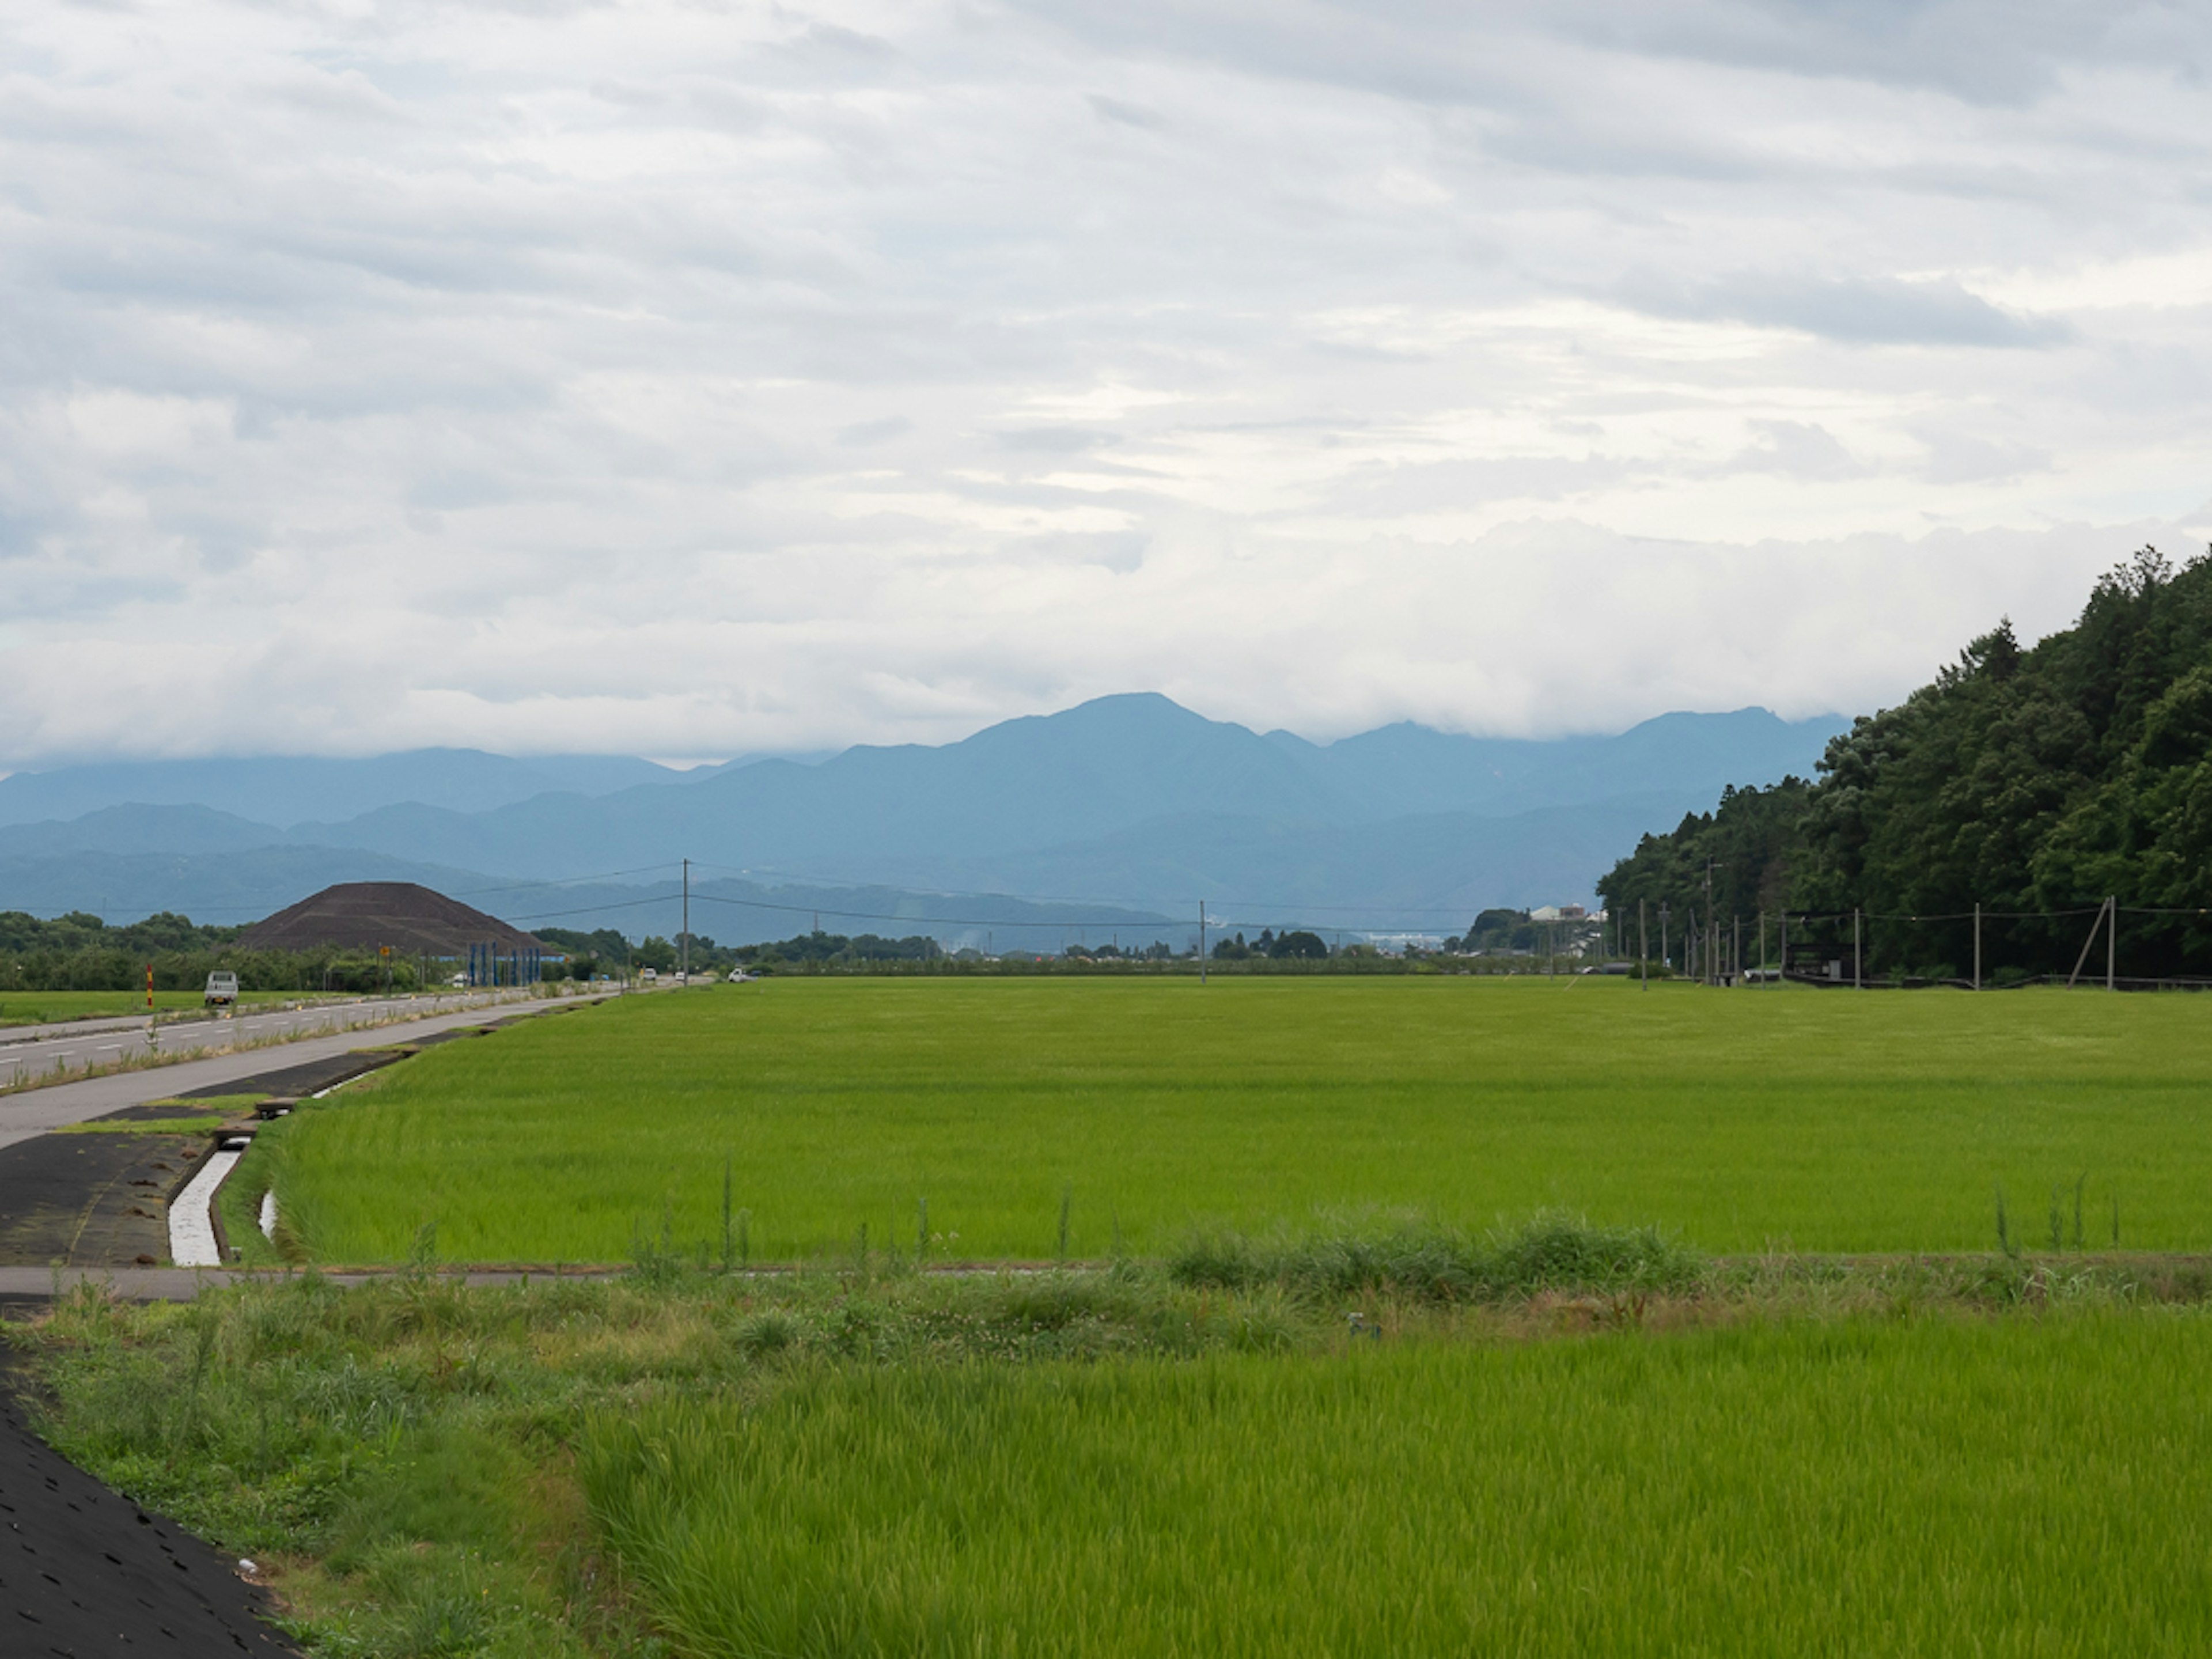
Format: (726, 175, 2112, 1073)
(4, 0, 2209, 764)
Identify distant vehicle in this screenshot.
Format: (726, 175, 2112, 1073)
(203, 971, 239, 1007)
(640, 968, 658, 982)
(727, 968, 757, 983)
(449, 973, 469, 989)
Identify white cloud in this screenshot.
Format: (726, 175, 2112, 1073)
(0, 0, 2207, 763)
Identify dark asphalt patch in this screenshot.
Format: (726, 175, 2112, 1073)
(0, 1136, 197, 1269)
(407, 1027, 495, 1047)
(0, 1317, 300, 1655)
(170, 1051, 405, 1103)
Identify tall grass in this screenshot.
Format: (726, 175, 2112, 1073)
(263, 976, 2212, 1263)
(582, 1312, 2212, 1658)
(1170, 1212, 1702, 1301)
(32, 1266, 2212, 1657)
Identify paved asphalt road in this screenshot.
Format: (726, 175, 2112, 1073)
(0, 989, 600, 1151)
(0, 988, 550, 1093)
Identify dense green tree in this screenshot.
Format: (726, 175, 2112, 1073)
(1599, 547, 2212, 980)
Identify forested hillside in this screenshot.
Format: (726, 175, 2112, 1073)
(1599, 548, 2212, 981)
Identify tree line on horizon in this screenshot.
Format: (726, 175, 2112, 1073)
(1600, 547, 2212, 983)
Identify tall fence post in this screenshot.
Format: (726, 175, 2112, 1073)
(1854, 908, 1863, 990)
(1779, 912, 1788, 986)
(2108, 895, 2117, 991)
(1973, 902, 1982, 991)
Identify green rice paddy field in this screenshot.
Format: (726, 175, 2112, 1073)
(263, 976, 2212, 1263)
(585, 1314, 2212, 1658)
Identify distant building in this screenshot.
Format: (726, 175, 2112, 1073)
(1529, 904, 1588, 923)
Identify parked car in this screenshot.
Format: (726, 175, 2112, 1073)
(203, 971, 239, 1007)
(640, 968, 658, 982)
(449, 973, 469, 989)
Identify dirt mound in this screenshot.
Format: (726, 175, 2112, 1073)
(234, 882, 541, 956)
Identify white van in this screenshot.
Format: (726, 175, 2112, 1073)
(203, 971, 239, 1007)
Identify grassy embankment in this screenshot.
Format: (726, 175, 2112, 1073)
(247, 975, 2212, 1263)
(28, 1241, 2212, 1659)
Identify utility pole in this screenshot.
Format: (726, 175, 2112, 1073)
(1973, 902, 1981, 991)
(1639, 899, 1648, 990)
(682, 858, 691, 983)
(1704, 861, 1717, 987)
(2108, 895, 2117, 991)
(1779, 912, 1787, 987)
(1758, 910, 1766, 983)
(1733, 915, 1741, 987)
(1660, 904, 1669, 970)
(1854, 907, 1862, 990)
(1199, 902, 1207, 984)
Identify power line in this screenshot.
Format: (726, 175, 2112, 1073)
(506, 896, 671, 923)
(451, 863, 683, 899)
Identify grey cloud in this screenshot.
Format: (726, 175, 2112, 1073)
(995, 427, 1120, 454)
(763, 22, 903, 79)
(1915, 429, 2050, 486)
(1719, 421, 1865, 481)
(2, 0, 2205, 765)
(1572, 0, 2198, 107)
(1018, 1, 2204, 110)
(1626, 274, 2072, 349)
(839, 416, 914, 446)
(408, 471, 514, 511)
(1087, 94, 1165, 130)
(1009, 530, 1149, 573)
(1332, 454, 1634, 510)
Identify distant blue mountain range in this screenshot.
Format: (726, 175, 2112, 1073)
(0, 695, 1847, 937)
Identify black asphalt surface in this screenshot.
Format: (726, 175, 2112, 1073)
(0, 1319, 300, 1656)
(168, 1048, 410, 1103)
(0, 1135, 191, 1270)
